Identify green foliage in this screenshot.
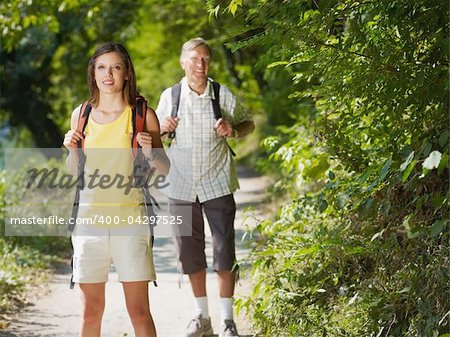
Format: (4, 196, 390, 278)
(239, 196, 449, 336)
(0, 169, 69, 317)
(215, 0, 450, 335)
(1, 0, 145, 147)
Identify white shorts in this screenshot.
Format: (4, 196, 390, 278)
(71, 224, 156, 283)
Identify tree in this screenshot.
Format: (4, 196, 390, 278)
(1, 0, 144, 147)
(209, 0, 450, 335)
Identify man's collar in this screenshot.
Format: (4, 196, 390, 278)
(181, 77, 214, 98)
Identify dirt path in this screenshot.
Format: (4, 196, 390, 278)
(1, 166, 271, 337)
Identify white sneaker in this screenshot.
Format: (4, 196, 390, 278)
(219, 319, 240, 337)
(185, 314, 214, 337)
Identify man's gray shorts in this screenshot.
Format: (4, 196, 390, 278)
(169, 194, 237, 274)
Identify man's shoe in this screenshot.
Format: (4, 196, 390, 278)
(185, 314, 214, 337)
(219, 319, 240, 337)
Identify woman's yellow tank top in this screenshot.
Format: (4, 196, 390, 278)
(78, 106, 144, 226)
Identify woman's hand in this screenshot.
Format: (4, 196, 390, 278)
(63, 130, 83, 149)
(137, 132, 153, 159)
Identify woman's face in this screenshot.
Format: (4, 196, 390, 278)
(94, 52, 127, 95)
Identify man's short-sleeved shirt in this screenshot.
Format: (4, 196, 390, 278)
(156, 77, 252, 202)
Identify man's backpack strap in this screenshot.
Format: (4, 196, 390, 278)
(171, 83, 182, 118)
(169, 80, 221, 140)
(169, 80, 235, 156)
(169, 83, 182, 139)
(211, 81, 221, 120)
(210, 82, 236, 157)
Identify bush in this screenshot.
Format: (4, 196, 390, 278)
(0, 169, 70, 318)
(220, 1, 450, 335)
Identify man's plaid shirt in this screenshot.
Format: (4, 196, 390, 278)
(156, 77, 252, 202)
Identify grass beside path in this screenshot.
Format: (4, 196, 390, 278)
(0, 236, 69, 330)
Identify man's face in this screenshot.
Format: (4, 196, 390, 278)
(181, 45, 211, 86)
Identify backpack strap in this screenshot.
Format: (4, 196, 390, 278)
(212, 82, 236, 157)
(211, 81, 236, 157)
(76, 101, 92, 151)
(132, 95, 147, 159)
(133, 97, 160, 286)
(169, 80, 235, 156)
(69, 101, 91, 289)
(70, 101, 91, 227)
(131, 96, 152, 188)
(169, 83, 182, 139)
(211, 81, 221, 120)
(169, 80, 221, 140)
(171, 83, 182, 118)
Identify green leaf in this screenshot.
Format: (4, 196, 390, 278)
(303, 10, 320, 21)
(421, 140, 432, 156)
(296, 245, 320, 256)
(397, 287, 410, 294)
(337, 193, 349, 209)
(408, 229, 424, 239)
(210, 5, 220, 18)
(378, 158, 392, 181)
(429, 220, 446, 238)
(228, 0, 242, 15)
(267, 61, 289, 68)
(402, 214, 413, 236)
(400, 151, 414, 171)
(439, 130, 450, 147)
(437, 153, 448, 176)
(303, 156, 330, 180)
(420, 167, 430, 178)
(358, 198, 375, 217)
(402, 160, 418, 182)
(229, 2, 237, 15)
(318, 199, 328, 212)
(423, 151, 442, 170)
(358, 166, 373, 183)
(370, 230, 384, 242)
(348, 292, 358, 305)
(328, 170, 335, 180)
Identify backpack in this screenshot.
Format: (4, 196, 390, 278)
(168, 80, 236, 156)
(69, 95, 158, 289)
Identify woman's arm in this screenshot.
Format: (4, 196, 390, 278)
(63, 106, 83, 175)
(143, 107, 170, 176)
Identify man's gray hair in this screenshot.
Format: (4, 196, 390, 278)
(180, 37, 212, 60)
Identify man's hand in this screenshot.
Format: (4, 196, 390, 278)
(214, 118, 233, 137)
(161, 117, 179, 134)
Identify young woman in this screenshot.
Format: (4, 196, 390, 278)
(63, 42, 169, 337)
